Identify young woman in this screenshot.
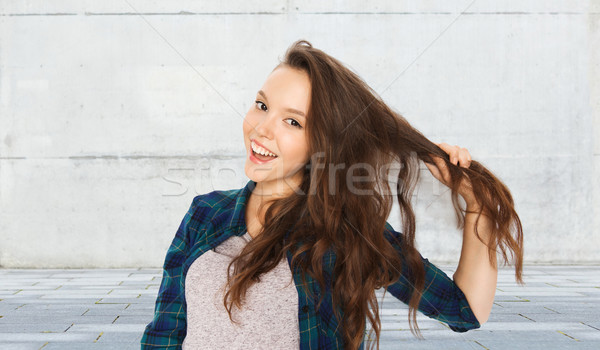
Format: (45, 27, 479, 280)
(141, 40, 523, 350)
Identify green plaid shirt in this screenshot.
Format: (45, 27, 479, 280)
(141, 180, 480, 349)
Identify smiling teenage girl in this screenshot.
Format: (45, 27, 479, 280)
(142, 40, 523, 350)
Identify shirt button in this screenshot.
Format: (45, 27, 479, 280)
(302, 305, 309, 313)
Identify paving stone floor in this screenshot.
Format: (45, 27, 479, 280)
(0, 265, 598, 349)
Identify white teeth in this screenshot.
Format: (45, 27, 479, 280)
(251, 141, 277, 157)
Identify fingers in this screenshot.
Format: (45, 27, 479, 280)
(435, 142, 472, 168)
(457, 147, 471, 168)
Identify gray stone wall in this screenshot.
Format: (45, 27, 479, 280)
(1, 1, 598, 267)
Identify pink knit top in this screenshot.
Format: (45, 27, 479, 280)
(182, 231, 300, 349)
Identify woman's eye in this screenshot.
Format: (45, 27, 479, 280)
(255, 100, 267, 111)
(285, 118, 302, 128)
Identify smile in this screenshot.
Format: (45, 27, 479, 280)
(251, 140, 278, 156)
(250, 140, 278, 164)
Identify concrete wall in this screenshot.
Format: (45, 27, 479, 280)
(0, 0, 598, 267)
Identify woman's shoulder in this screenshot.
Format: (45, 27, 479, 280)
(187, 185, 248, 224)
(178, 186, 246, 246)
(191, 187, 242, 209)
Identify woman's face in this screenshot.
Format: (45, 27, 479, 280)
(243, 65, 310, 195)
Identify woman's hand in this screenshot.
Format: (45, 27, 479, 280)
(424, 142, 478, 208)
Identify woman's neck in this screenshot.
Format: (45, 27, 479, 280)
(245, 179, 299, 238)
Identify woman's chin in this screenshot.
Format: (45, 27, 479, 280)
(244, 166, 271, 183)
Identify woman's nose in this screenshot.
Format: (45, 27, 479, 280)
(254, 112, 276, 138)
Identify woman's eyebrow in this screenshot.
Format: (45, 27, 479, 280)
(257, 90, 306, 118)
(257, 90, 269, 103)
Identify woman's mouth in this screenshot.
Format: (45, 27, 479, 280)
(250, 140, 278, 164)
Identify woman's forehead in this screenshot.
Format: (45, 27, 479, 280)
(260, 66, 310, 114)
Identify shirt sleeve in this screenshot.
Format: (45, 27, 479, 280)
(141, 199, 198, 349)
(383, 222, 481, 332)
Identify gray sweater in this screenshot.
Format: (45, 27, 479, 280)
(182, 231, 300, 349)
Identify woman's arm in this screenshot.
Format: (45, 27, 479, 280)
(424, 142, 498, 324)
(452, 206, 497, 324)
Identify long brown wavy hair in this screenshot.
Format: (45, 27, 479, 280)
(222, 39, 523, 349)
